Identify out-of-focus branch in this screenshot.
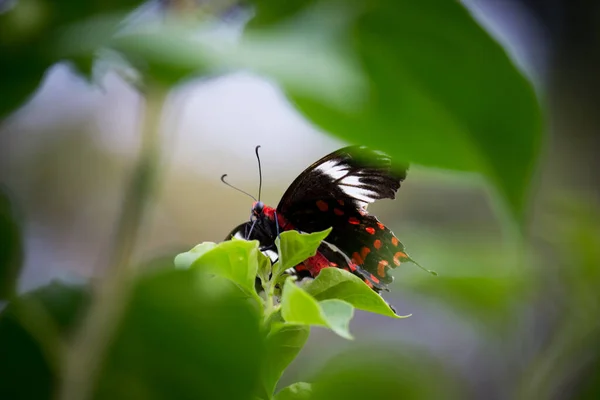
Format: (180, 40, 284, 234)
(59, 83, 167, 400)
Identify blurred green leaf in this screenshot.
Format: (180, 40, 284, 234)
(274, 382, 312, 400)
(302, 268, 403, 318)
(0, 0, 144, 119)
(0, 189, 23, 299)
(280, 278, 353, 339)
(309, 348, 463, 400)
(248, 0, 542, 222)
(95, 269, 264, 400)
(0, 280, 91, 400)
(258, 324, 310, 399)
(273, 229, 332, 278)
(187, 240, 261, 301)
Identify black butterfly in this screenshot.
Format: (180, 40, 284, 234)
(225, 145, 418, 292)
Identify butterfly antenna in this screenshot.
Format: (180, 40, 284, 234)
(255, 145, 263, 201)
(220, 174, 257, 201)
(407, 256, 437, 276)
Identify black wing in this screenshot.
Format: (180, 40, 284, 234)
(276, 146, 410, 288)
(277, 146, 407, 215)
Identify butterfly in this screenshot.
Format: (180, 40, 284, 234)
(224, 145, 425, 293)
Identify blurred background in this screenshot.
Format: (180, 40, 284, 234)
(1, 0, 599, 399)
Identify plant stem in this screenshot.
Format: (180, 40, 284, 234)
(59, 84, 167, 400)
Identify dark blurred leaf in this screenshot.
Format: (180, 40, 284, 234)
(309, 348, 463, 400)
(274, 382, 312, 400)
(257, 324, 310, 399)
(0, 280, 91, 400)
(280, 279, 353, 339)
(0, 0, 144, 119)
(248, 0, 542, 222)
(273, 229, 332, 278)
(0, 189, 23, 299)
(302, 268, 403, 318)
(94, 269, 264, 400)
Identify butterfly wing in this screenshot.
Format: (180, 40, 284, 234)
(276, 146, 410, 289)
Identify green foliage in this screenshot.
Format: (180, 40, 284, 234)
(260, 324, 310, 399)
(274, 382, 312, 400)
(272, 229, 331, 279)
(0, 280, 91, 399)
(0, 0, 144, 119)
(302, 267, 405, 318)
(95, 269, 264, 400)
(281, 279, 354, 340)
(0, 189, 23, 300)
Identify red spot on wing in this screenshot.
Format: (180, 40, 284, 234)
(338, 199, 345, 206)
(316, 200, 329, 212)
(348, 263, 357, 272)
(377, 260, 389, 277)
(334, 208, 344, 216)
(348, 217, 360, 225)
(365, 227, 376, 235)
(391, 236, 399, 246)
(295, 264, 308, 271)
(364, 279, 373, 288)
(360, 246, 371, 259)
(352, 252, 364, 265)
(369, 274, 380, 284)
(393, 251, 408, 266)
(377, 222, 385, 230)
(373, 239, 382, 249)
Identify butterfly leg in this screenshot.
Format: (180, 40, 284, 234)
(274, 211, 281, 239)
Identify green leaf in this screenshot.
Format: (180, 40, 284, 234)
(303, 268, 407, 318)
(273, 228, 332, 278)
(174, 242, 217, 269)
(0, 0, 145, 119)
(249, 0, 542, 222)
(280, 278, 354, 339)
(274, 382, 312, 400)
(257, 324, 310, 399)
(95, 269, 264, 400)
(318, 299, 354, 339)
(0, 280, 91, 399)
(309, 348, 463, 400)
(188, 240, 261, 299)
(0, 189, 23, 300)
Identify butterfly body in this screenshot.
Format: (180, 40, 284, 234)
(226, 146, 412, 292)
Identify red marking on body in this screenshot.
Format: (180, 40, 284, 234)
(329, 262, 338, 267)
(263, 206, 294, 230)
(295, 264, 308, 271)
(365, 227, 376, 235)
(344, 267, 350, 271)
(348, 263, 357, 272)
(391, 236, 399, 246)
(377, 260, 389, 277)
(360, 246, 370, 259)
(377, 222, 385, 230)
(370, 274, 380, 284)
(364, 280, 373, 288)
(316, 200, 329, 212)
(334, 208, 344, 216)
(373, 239, 382, 249)
(352, 252, 364, 265)
(338, 199, 344, 206)
(348, 217, 360, 225)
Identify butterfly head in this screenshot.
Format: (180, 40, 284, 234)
(251, 201, 265, 218)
